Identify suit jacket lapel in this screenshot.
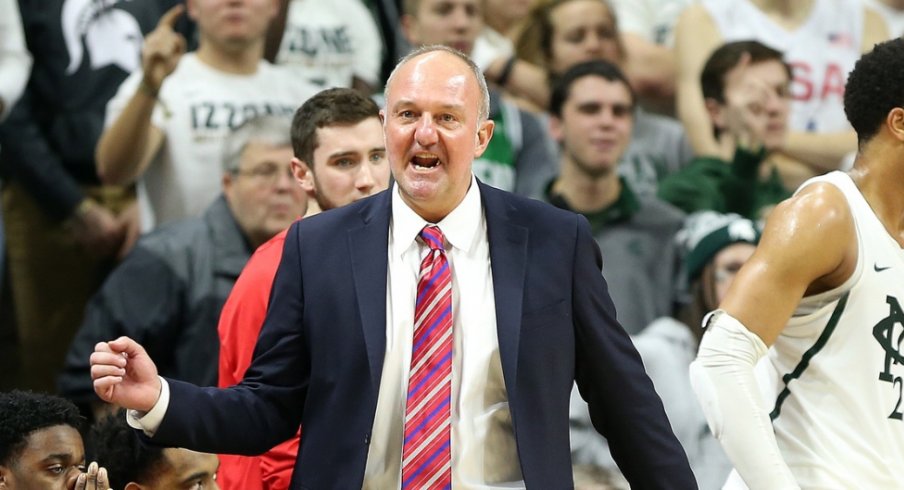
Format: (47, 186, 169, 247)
(481, 182, 529, 402)
(349, 190, 392, 392)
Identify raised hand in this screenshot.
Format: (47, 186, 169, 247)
(721, 52, 785, 153)
(72, 462, 111, 490)
(141, 4, 187, 94)
(90, 337, 162, 412)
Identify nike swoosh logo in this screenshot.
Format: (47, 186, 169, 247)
(874, 264, 892, 272)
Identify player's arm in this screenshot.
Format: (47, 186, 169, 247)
(690, 182, 855, 489)
(674, 4, 722, 157)
(721, 182, 854, 345)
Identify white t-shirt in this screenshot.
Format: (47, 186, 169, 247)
(106, 53, 317, 230)
(703, 0, 863, 133)
(610, 0, 695, 46)
(276, 0, 382, 89)
(863, 0, 904, 37)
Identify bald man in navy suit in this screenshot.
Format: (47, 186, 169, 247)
(90, 45, 695, 489)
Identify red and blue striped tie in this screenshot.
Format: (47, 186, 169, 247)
(402, 225, 453, 489)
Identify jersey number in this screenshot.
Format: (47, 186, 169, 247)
(892, 377, 903, 421)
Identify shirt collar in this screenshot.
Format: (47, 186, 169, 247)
(390, 174, 483, 257)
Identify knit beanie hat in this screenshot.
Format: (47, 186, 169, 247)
(679, 211, 761, 281)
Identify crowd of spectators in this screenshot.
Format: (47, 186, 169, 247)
(1, 0, 901, 489)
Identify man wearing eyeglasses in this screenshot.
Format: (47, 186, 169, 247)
(58, 115, 306, 417)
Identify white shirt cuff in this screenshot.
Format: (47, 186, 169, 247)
(125, 376, 170, 437)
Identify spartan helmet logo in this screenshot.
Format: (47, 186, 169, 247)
(62, 0, 143, 75)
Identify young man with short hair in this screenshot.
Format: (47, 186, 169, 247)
(0, 391, 108, 490)
(546, 60, 684, 335)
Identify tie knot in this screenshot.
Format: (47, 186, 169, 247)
(420, 225, 446, 251)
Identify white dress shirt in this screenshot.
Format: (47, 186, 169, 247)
(130, 175, 523, 488)
(363, 175, 523, 488)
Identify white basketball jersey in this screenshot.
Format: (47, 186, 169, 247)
(742, 171, 904, 489)
(702, 0, 862, 133)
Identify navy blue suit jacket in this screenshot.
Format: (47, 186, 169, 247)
(152, 182, 695, 489)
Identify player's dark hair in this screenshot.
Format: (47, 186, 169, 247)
(844, 37, 904, 145)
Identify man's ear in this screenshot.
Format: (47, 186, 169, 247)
(0, 465, 11, 489)
(222, 169, 235, 195)
(885, 107, 904, 143)
(473, 119, 495, 159)
(291, 157, 315, 193)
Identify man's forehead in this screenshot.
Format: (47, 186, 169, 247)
(388, 53, 475, 97)
(20, 425, 84, 462)
(315, 118, 383, 153)
(567, 75, 632, 103)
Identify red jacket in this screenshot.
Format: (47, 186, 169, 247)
(217, 228, 299, 490)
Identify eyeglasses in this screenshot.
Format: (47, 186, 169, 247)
(233, 163, 294, 185)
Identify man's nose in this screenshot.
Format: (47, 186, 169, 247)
(356, 163, 377, 192)
(415, 116, 439, 147)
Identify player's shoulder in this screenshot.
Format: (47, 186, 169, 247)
(773, 180, 853, 233)
(757, 179, 855, 275)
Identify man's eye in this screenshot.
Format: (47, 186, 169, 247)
(399, 110, 415, 119)
(370, 152, 386, 163)
(47, 464, 65, 475)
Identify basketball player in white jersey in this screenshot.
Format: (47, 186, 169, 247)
(689, 38, 904, 489)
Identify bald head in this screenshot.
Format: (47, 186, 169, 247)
(386, 45, 490, 122)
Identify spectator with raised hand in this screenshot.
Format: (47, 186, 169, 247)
(0, 390, 111, 490)
(658, 41, 792, 221)
(674, 0, 888, 189)
(59, 115, 305, 414)
(0, 0, 186, 394)
(97, 0, 317, 231)
(215, 88, 390, 490)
